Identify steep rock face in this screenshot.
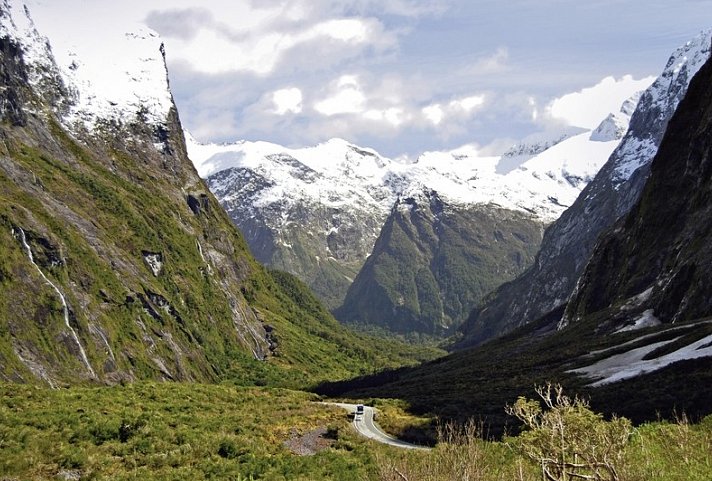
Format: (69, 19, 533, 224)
(0, 1, 268, 384)
(458, 30, 712, 347)
(563, 53, 712, 329)
(0, 33, 29, 125)
(335, 189, 544, 335)
(0, 1, 408, 386)
(200, 140, 396, 309)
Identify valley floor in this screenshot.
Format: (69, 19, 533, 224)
(1, 382, 710, 481)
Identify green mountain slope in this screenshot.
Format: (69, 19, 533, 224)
(335, 190, 544, 336)
(0, 14, 439, 387)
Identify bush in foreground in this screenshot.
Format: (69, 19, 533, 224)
(506, 383, 632, 481)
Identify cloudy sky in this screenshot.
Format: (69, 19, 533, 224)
(27, 0, 712, 158)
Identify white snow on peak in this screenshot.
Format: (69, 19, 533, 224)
(2, 0, 173, 131)
(399, 147, 501, 206)
(503, 131, 623, 218)
(58, 27, 173, 129)
(193, 136, 400, 224)
(189, 136, 389, 183)
(188, 86, 640, 224)
(612, 29, 712, 183)
(0, 0, 55, 90)
(185, 67, 652, 224)
(590, 113, 629, 142)
(590, 92, 641, 143)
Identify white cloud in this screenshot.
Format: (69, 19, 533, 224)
(151, 10, 393, 75)
(423, 104, 444, 125)
(29, 0, 697, 162)
(312, 18, 369, 42)
(354, 0, 448, 17)
(273, 87, 303, 115)
(187, 109, 241, 140)
(450, 94, 485, 112)
(456, 46, 510, 79)
(272, 0, 448, 19)
(363, 107, 407, 126)
(422, 93, 486, 127)
(314, 75, 366, 115)
(546, 74, 655, 129)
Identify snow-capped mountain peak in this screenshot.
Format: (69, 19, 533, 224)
(590, 91, 641, 142)
(611, 28, 712, 183)
(590, 113, 629, 142)
(188, 85, 646, 231)
(58, 26, 173, 130)
(1, 0, 173, 135)
(500, 127, 584, 163)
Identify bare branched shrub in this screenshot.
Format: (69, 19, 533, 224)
(506, 383, 632, 481)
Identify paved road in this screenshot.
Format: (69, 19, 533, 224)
(325, 402, 430, 450)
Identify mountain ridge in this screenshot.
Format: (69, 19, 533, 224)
(188, 89, 643, 318)
(334, 188, 545, 335)
(562, 49, 712, 332)
(458, 29, 712, 347)
(315, 52, 712, 420)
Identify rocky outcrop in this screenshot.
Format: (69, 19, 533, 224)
(457, 30, 712, 348)
(0, 35, 28, 125)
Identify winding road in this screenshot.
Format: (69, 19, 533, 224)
(326, 402, 430, 450)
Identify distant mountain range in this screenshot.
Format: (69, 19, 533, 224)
(188, 87, 645, 333)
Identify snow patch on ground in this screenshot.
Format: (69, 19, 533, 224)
(572, 332, 712, 387)
(620, 287, 654, 311)
(615, 309, 661, 333)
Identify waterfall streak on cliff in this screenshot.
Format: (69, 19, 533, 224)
(16, 228, 96, 378)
